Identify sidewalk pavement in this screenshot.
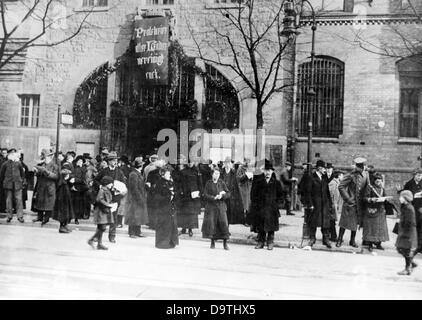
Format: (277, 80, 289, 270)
(0, 207, 400, 257)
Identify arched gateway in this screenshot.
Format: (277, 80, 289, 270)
(73, 41, 240, 160)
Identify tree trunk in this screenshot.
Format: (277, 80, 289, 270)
(255, 99, 264, 168)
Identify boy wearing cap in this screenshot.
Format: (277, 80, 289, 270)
(88, 176, 116, 250)
(337, 157, 369, 248)
(0, 149, 24, 223)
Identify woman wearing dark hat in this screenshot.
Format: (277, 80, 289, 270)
(154, 166, 179, 249)
(88, 176, 115, 250)
(202, 166, 231, 250)
(124, 157, 149, 238)
(70, 155, 90, 224)
(53, 169, 74, 234)
(396, 190, 418, 275)
(362, 173, 390, 251)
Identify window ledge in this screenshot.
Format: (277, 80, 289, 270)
(205, 3, 245, 9)
(74, 6, 109, 13)
(296, 136, 339, 143)
(397, 138, 422, 145)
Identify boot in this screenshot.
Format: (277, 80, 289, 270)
(336, 228, 345, 247)
(210, 239, 215, 249)
(255, 241, 265, 249)
(97, 231, 108, 250)
(349, 231, 358, 248)
(223, 240, 229, 251)
(323, 235, 332, 249)
(368, 242, 373, 252)
(375, 242, 384, 250)
(412, 260, 418, 269)
(59, 224, 70, 234)
(398, 258, 412, 275)
(88, 231, 99, 249)
(188, 229, 193, 237)
(117, 215, 123, 228)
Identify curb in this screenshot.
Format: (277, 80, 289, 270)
(0, 212, 398, 257)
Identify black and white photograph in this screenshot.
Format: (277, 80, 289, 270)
(1, 0, 422, 306)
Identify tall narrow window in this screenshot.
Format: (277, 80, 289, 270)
(397, 55, 422, 138)
(19, 95, 40, 128)
(296, 56, 344, 138)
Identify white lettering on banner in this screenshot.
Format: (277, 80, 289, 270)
(135, 26, 168, 38)
(137, 54, 165, 66)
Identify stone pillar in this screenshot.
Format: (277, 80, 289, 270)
(194, 58, 206, 121)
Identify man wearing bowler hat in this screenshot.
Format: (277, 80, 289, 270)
(250, 159, 284, 250)
(303, 159, 333, 248)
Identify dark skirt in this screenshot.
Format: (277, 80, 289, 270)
(155, 209, 179, 249)
(362, 207, 389, 242)
(71, 191, 91, 220)
(53, 185, 74, 224)
(202, 204, 230, 240)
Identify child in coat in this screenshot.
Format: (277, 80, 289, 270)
(88, 176, 115, 250)
(396, 190, 418, 275)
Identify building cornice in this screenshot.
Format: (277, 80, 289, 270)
(300, 13, 422, 26)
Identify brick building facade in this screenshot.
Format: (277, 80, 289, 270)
(0, 0, 421, 192)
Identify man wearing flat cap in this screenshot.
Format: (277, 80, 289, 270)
(403, 168, 422, 254)
(337, 157, 369, 248)
(280, 161, 298, 216)
(0, 149, 24, 223)
(303, 159, 333, 248)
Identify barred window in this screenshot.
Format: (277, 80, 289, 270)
(82, 0, 108, 7)
(296, 56, 344, 138)
(397, 55, 422, 138)
(19, 95, 40, 128)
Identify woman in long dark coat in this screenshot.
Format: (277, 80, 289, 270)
(236, 159, 253, 224)
(53, 169, 74, 234)
(154, 166, 179, 249)
(221, 158, 244, 225)
(396, 190, 418, 275)
(177, 162, 201, 236)
(70, 156, 90, 224)
(362, 173, 390, 251)
(202, 167, 231, 250)
(124, 157, 148, 238)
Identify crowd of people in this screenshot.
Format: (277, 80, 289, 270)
(0, 147, 421, 276)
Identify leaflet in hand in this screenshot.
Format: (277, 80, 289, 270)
(110, 202, 118, 213)
(245, 172, 253, 179)
(191, 191, 200, 199)
(376, 196, 393, 202)
(415, 192, 422, 199)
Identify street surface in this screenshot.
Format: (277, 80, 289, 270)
(0, 224, 421, 300)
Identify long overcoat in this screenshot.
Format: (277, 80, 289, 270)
(396, 203, 418, 250)
(249, 174, 284, 233)
(201, 179, 231, 240)
(338, 169, 368, 231)
(176, 166, 201, 229)
(124, 169, 148, 226)
(71, 165, 90, 220)
(33, 161, 59, 212)
(52, 174, 74, 224)
(236, 165, 253, 212)
(154, 177, 179, 249)
(329, 178, 343, 221)
(362, 185, 389, 242)
(221, 168, 244, 224)
(303, 172, 332, 229)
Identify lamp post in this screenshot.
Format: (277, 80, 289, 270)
(55, 105, 73, 165)
(281, 0, 317, 178)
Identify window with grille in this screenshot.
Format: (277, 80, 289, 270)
(296, 56, 344, 138)
(19, 95, 40, 128)
(145, 0, 175, 5)
(397, 55, 422, 138)
(82, 0, 108, 7)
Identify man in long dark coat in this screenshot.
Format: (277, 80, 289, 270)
(303, 159, 333, 248)
(0, 147, 8, 213)
(250, 160, 284, 250)
(124, 157, 148, 238)
(280, 161, 298, 216)
(403, 168, 422, 255)
(32, 149, 59, 225)
(337, 157, 369, 248)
